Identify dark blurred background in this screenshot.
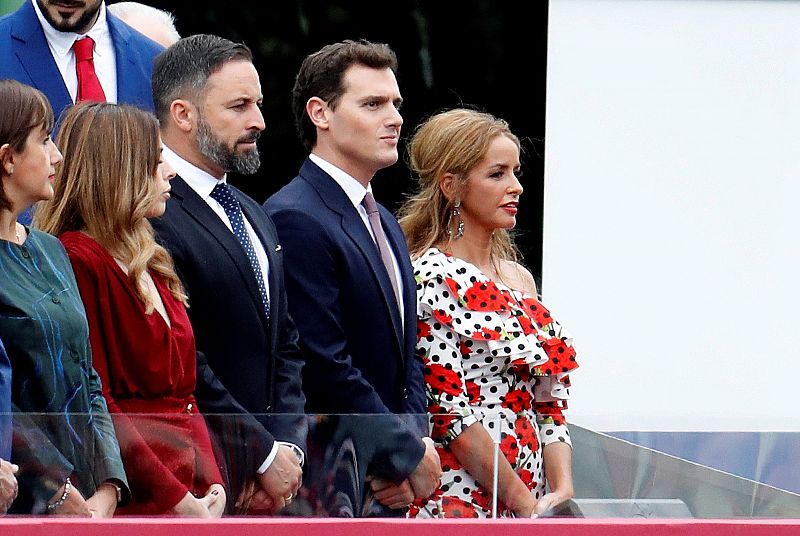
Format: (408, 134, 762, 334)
(2, 0, 550, 280)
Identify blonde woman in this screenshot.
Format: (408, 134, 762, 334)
(35, 102, 226, 517)
(398, 108, 578, 518)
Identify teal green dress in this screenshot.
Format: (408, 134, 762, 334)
(0, 227, 128, 513)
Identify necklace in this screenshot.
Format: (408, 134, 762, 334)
(15, 229, 22, 244)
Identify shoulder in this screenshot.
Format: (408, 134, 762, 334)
(263, 176, 316, 214)
(107, 13, 164, 58)
(59, 231, 109, 267)
(498, 260, 538, 297)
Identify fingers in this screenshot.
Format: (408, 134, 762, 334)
(372, 479, 414, 509)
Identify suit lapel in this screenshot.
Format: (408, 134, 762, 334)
(301, 159, 405, 353)
(10, 1, 72, 118)
(170, 176, 270, 327)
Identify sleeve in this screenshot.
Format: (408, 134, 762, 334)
(533, 378, 573, 449)
(68, 249, 185, 510)
(268, 207, 424, 482)
(415, 273, 479, 446)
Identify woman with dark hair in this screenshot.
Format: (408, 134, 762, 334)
(35, 102, 227, 517)
(0, 79, 128, 516)
(398, 108, 578, 518)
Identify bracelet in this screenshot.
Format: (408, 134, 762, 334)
(47, 477, 71, 513)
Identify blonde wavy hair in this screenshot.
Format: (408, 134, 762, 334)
(397, 108, 522, 264)
(35, 102, 188, 311)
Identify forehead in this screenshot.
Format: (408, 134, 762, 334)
(205, 60, 262, 100)
(341, 65, 400, 99)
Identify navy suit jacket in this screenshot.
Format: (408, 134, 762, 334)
(263, 157, 426, 483)
(151, 176, 307, 470)
(0, 337, 10, 460)
(0, 0, 163, 122)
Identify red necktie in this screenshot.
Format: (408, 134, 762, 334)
(73, 37, 106, 103)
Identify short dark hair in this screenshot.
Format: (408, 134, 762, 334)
(151, 34, 253, 123)
(0, 79, 54, 211)
(292, 39, 398, 152)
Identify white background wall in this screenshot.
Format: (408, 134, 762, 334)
(543, 0, 800, 431)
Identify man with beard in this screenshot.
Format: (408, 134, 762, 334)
(0, 0, 163, 223)
(150, 34, 306, 515)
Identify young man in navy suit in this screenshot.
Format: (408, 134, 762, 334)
(0, 0, 163, 223)
(263, 39, 441, 516)
(150, 34, 306, 515)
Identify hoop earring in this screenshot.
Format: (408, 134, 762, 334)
(446, 200, 465, 239)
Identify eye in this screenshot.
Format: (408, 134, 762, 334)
(365, 100, 379, 109)
(515, 169, 524, 179)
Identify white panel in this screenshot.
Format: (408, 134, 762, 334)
(544, 0, 800, 431)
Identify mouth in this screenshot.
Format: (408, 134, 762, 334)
(162, 190, 171, 199)
(501, 201, 518, 215)
(380, 133, 399, 145)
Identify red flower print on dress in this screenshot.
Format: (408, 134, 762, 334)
(508, 359, 533, 382)
(535, 401, 567, 425)
(445, 277, 461, 297)
(428, 403, 458, 440)
(436, 447, 463, 471)
(433, 309, 454, 327)
(517, 314, 535, 335)
(518, 469, 536, 491)
(425, 363, 463, 396)
(501, 388, 532, 413)
(458, 340, 472, 357)
(542, 338, 578, 374)
(465, 380, 481, 405)
(519, 297, 552, 328)
(470, 488, 492, 512)
(514, 415, 540, 452)
(476, 327, 503, 340)
(463, 280, 509, 312)
(441, 496, 479, 518)
(417, 320, 431, 340)
(500, 432, 519, 466)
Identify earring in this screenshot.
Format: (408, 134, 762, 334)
(446, 200, 465, 239)
(7, 166, 12, 175)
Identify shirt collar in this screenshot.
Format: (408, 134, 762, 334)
(32, 0, 110, 60)
(162, 144, 227, 200)
(309, 153, 373, 209)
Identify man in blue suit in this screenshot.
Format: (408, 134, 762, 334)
(263, 39, 441, 516)
(0, 336, 17, 514)
(0, 0, 163, 223)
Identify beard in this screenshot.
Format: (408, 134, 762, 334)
(37, 0, 103, 33)
(196, 115, 261, 175)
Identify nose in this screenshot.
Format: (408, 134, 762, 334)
(163, 160, 176, 181)
(387, 105, 403, 129)
(249, 106, 266, 132)
(49, 139, 63, 166)
(509, 173, 523, 196)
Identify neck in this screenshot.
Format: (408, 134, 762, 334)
(312, 147, 375, 188)
(162, 131, 225, 180)
(0, 209, 21, 243)
(441, 229, 495, 274)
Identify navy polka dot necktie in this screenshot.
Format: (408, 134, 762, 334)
(210, 182, 270, 319)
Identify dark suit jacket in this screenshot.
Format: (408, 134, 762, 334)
(0, 0, 163, 121)
(0, 337, 11, 461)
(263, 157, 426, 484)
(150, 175, 307, 477)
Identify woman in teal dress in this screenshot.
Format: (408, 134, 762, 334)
(0, 79, 128, 515)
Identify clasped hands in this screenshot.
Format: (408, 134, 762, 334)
(0, 458, 18, 514)
(235, 444, 303, 514)
(370, 436, 443, 509)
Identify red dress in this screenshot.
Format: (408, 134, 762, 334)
(61, 231, 223, 515)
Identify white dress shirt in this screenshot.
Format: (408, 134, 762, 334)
(309, 153, 405, 323)
(32, 0, 118, 103)
(162, 145, 303, 472)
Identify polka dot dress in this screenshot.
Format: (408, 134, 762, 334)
(407, 248, 578, 519)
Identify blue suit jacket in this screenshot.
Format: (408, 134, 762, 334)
(0, 337, 10, 460)
(263, 157, 427, 483)
(0, 0, 163, 122)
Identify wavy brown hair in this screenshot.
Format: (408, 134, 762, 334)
(397, 108, 522, 264)
(35, 102, 188, 311)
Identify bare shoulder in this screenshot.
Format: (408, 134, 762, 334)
(498, 259, 538, 296)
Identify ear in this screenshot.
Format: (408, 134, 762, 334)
(0, 143, 13, 176)
(170, 99, 195, 133)
(440, 172, 460, 202)
(306, 97, 329, 131)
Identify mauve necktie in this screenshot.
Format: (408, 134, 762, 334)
(209, 182, 270, 319)
(362, 191, 401, 307)
(73, 36, 106, 102)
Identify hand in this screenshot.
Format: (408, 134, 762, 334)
(533, 490, 573, 517)
(0, 459, 18, 513)
(85, 482, 118, 518)
(49, 482, 91, 517)
(205, 484, 226, 518)
(254, 444, 303, 512)
(408, 437, 442, 499)
(172, 487, 223, 518)
(235, 478, 273, 514)
(369, 477, 414, 509)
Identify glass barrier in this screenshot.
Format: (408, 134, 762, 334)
(0, 412, 798, 518)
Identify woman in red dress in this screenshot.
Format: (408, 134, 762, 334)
(35, 102, 226, 517)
